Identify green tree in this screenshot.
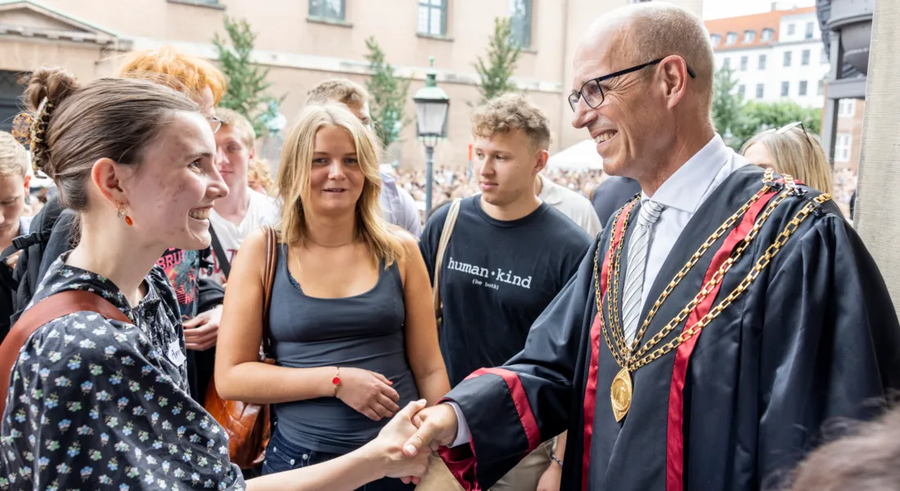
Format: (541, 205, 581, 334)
(212, 16, 281, 136)
(364, 37, 411, 149)
(732, 101, 822, 148)
(474, 17, 521, 103)
(711, 65, 744, 146)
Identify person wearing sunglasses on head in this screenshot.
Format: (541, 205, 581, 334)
(741, 121, 834, 195)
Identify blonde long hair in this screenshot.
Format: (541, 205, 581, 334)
(276, 103, 405, 266)
(741, 127, 834, 195)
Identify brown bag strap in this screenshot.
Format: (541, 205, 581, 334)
(433, 199, 462, 318)
(0, 290, 129, 417)
(260, 225, 278, 359)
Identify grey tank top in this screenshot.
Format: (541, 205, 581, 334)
(269, 244, 420, 454)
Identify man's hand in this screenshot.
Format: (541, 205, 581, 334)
(402, 403, 459, 457)
(537, 462, 562, 491)
(364, 399, 431, 484)
(183, 304, 223, 351)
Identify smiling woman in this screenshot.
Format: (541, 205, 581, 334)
(0, 70, 432, 491)
(214, 103, 450, 490)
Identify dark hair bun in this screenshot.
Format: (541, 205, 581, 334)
(22, 67, 79, 177)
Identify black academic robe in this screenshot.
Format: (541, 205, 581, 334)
(440, 165, 900, 491)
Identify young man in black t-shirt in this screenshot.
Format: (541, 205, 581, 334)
(420, 94, 591, 491)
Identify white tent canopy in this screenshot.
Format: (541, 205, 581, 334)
(546, 139, 604, 171)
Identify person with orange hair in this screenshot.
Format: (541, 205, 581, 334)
(118, 45, 228, 120)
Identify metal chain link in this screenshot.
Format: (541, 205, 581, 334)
(593, 171, 829, 375)
(629, 193, 830, 370)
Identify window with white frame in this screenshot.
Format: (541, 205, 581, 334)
(805, 21, 815, 39)
(738, 84, 746, 98)
(723, 57, 731, 69)
(756, 83, 764, 99)
(740, 56, 748, 71)
(801, 49, 810, 66)
(781, 81, 789, 97)
(309, 0, 345, 20)
(799, 80, 808, 96)
(761, 28, 774, 41)
(743, 30, 755, 43)
(783, 51, 792, 67)
(726, 32, 737, 45)
(838, 99, 857, 118)
(835, 133, 852, 163)
(509, 0, 532, 48)
(418, 0, 447, 36)
(758, 54, 767, 70)
(787, 23, 796, 36)
(710, 34, 721, 46)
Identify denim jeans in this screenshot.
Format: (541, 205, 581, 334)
(262, 427, 415, 491)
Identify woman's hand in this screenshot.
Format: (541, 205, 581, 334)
(335, 368, 401, 421)
(363, 399, 430, 484)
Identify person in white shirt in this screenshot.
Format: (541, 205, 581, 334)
(535, 173, 602, 237)
(400, 3, 900, 491)
(206, 107, 279, 285)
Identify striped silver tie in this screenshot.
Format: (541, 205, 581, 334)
(621, 200, 665, 344)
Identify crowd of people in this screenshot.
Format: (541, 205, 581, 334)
(0, 3, 897, 491)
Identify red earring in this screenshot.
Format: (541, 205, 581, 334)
(116, 202, 134, 226)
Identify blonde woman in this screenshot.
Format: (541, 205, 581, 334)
(741, 122, 834, 194)
(216, 103, 449, 490)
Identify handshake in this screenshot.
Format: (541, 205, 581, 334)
(361, 400, 462, 485)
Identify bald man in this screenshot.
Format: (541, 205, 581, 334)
(401, 3, 900, 490)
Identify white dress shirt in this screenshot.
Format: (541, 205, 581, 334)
(448, 134, 750, 448)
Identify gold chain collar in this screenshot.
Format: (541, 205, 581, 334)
(594, 170, 830, 372)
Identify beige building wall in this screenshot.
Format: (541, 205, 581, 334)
(2, 0, 703, 170)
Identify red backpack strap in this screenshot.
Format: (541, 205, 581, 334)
(0, 290, 129, 416)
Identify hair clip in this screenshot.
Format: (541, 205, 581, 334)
(11, 113, 33, 146)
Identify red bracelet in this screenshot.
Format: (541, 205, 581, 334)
(332, 367, 341, 396)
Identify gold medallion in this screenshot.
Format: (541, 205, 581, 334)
(610, 367, 633, 422)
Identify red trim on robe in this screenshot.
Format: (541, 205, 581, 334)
(665, 188, 778, 490)
(465, 368, 542, 452)
(582, 200, 636, 491)
(438, 440, 481, 491)
(438, 366, 543, 490)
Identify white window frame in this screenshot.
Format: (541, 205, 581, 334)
(838, 99, 857, 118)
(835, 133, 852, 163)
(418, 0, 448, 36)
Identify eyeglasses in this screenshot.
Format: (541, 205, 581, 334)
(568, 58, 697, 112)
(209, 116, 223, 134)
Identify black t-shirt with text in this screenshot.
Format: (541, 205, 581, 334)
(421, 196, 592, 386)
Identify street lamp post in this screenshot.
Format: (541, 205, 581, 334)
(413, 57, 450, 214)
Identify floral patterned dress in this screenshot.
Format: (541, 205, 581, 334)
(0, 256, 244, 490)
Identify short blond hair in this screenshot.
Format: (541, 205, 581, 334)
(741, 127, 833, 195)
(0, 131, 29, 178)
(306, 79, 370, 108)
(214, 107, 256, 148)
(472, 93, 551, 151)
